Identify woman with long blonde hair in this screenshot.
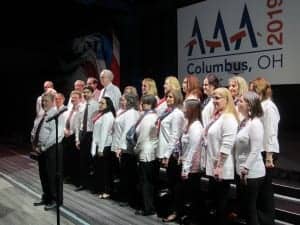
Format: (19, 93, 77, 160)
(204, 87, 239, 225)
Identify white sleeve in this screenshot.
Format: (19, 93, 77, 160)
(242, 120, 263, 170)
(182, 123, 202, 175)
(42, 115, 65, 151)
(263, 106, 280, 153)
(120, 111, 139, 150)
(36, 96, 41, 116)
(220, 115, 238, 155)
(135, 115, 157, 154)
(96, 114, 114, 153)
(74, 110, 83, 142)
(164, 111, 185, 158)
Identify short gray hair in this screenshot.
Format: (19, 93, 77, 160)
(101, 69, 114, 81)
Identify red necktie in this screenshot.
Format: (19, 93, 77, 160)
(92, 112, 103, 124)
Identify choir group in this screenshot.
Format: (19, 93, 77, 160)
(31, 69, 280, 225)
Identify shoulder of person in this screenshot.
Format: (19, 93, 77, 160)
(250, 117, 263, 128)
(145, 112, 158, 120)
(105, 111, 115, 119)
(222, 113, 238, 121)
(173, 107, 184, 115)
(191, 120, 203, 130)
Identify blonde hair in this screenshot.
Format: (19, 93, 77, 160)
(142, 78, 158, 96)
(213, 87, 239, 122)
(228, 75, 248, 97)
(70, 90, 82, 99)
(165, 76, 181, 91)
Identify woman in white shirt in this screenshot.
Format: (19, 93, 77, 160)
(112, 93, 140, 206)
(134, 94, 158, 216)
(91, 97, 115, 199)
(201, 73, 220, 127)
(250, 77, 280, 225)
(165, 99, 204, 222)
(158, 89, 185, 222)
(156, 76, 181, 116)
(205, 87, 239, 225)
(235, 91, 265, 225)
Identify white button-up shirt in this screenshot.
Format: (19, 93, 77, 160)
(111, 108, 140, 152)
(31, 107, 65, 151)
(91, 112, 115, 156)
(235, 118, 266, 179)
(206, 113, 238, 180)
(157, 108, 185, 159)
(98, 83, 122, 111)
(75, 99, 99, 142)
(181, 120, 203, 176)
(261, 98, 280, 153)
(135, 111, 159, 162)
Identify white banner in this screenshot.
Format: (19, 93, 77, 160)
(177, 0, 300, 85)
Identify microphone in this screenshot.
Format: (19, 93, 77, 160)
(46, 106, 68, 122)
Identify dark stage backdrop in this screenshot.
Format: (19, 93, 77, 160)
(0, 1, 299, 170)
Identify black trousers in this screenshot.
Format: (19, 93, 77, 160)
(119, 152, 138, 204)
(94, 146, 113, 194)
(208, 178, 231, 225)
(138, 160, 157, 212)
(239, 176, 264, 225)
(79, 131, 93, 187)
(62, 134, 79, 182)
(257, 168, 275, 225)
(166, 155, 182, 214)
(38, 144, 63, 205)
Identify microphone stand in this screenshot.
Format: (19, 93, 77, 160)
(47, 108, 66, 225)
(55, 115, 61, 225)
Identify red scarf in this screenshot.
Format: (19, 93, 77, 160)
(92, 112, 103, 124)
(156, 97, 166, 107)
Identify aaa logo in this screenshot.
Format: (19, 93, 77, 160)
(186, 4, 258, 57)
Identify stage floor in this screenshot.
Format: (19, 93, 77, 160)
(0, 176, 75, 225)
(0, 145, 170, 225)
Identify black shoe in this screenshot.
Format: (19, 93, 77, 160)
(119, 202, 129, 207)
(33, 200, 46, 206)
(74, 185, 85, 192)
(135, 210, 155, 216)
(44, 202, 57, 211)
